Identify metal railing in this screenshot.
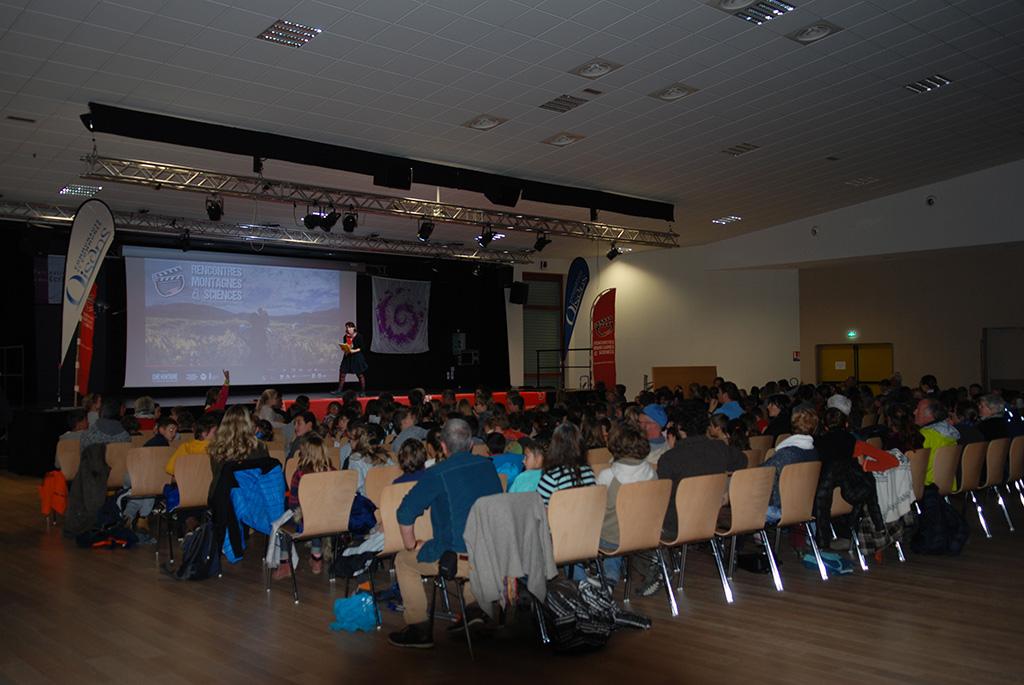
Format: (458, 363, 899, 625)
(533, 348, 592, 390)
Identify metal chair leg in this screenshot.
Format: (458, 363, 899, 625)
(366, 558, 381, 629)
(532, 594, 551, 645)
(595, 556, 607, 589)
(850, 529, 868, 571)
(970, 491, 992, 538)
(1015, 480, 1024, 511)
(622, 554, 631, 603)
(773, 526, 782, 556)
(676, 544, 688, 591)
(427, 576, 440, 636)
(760, 530, 784, 592)
(993, 486, 1015, 532)
(894, 540, 906, 562)
(288, 537, 300, 604)
(166, 514, 176, 565)
(453, 581, 474, 660)
(804, 522, 828, 581)
(829, 521, 839, 540)
(710, 538, 734, 604)
(655, 547, 679, 617)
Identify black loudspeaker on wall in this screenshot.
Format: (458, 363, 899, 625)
(509, 281, 529, 305)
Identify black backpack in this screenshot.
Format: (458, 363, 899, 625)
(911, 484, 969, 555)
(167, 515, 222, 581)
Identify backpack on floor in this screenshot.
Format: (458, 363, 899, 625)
(168, 515, 221, 581)
(911, 484, 969, 556)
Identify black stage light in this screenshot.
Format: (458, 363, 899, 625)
(533, 233, 552, 252)
(417, 219, 435, 242)
(606, 244, 621, 261)
(205, 195, 223, 221)
(477, 224, 494, 248)
(321, 209, 340, 231)
(302, 212, 322, 230)
(342, 207, 357, 233)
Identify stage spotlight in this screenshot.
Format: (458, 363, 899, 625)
(302, 212, 322, 230)
(417, 219, 435, 242)
(533, 233, 552, 252)
(342, 207, 358, 233)
(471, 264, 481, 276)
(606, 244, 621, 261)
(477, 224, 494, 248)
(179, 228, 191, 252)
(205, 195, 223, 221)
(321, 209, 340, 231)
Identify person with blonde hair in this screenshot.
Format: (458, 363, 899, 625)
(762, 404, 820, 523)
(275, 434, 335, 578)
(208, 405, 269, 487)
(345, 422, 393, 494)
(255, 389, 282, 422)
(134, 395, 157, 431)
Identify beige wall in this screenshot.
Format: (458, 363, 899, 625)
(799, 244, 1024, 388)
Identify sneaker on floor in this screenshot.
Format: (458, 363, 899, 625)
(388, 624, 434, 649)
(445, 605, 488, 634)
(637, 575, 664, 597)
(310, 556, 323, 575)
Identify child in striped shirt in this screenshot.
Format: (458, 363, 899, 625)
(536, 422, 596, 506)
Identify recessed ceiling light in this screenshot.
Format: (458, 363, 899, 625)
(542, 132, 585, 147)
(722, 142, 760, 156)
(463, 114, 507, 131)
(59, 183, 102, 197)
(708, 0, 795, 25)
(904, 74, 952, 93)
(712, 215, 742, 225)
(539, 94, 589, 113)
(786, 20, 843, 44)
(570, 58, 622, 80)
(649, 83, 699, 102)
(581, 88, 603, 96)
(258, 19, 322, 48)
(844, 176, 881, 187)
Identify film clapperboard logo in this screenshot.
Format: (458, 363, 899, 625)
(152, 266, 185, 297)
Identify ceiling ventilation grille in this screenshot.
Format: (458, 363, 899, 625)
(709, 0, 795, 25)
(844, 176, 881, 187)
(539, 94, 590, 113)
(904, 74, 952, 93)
(258, 19, 322, 48)
(722, 142, 760, 156)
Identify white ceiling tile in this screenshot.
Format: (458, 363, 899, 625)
(26, 0, 100, 21)
(397, 4, 461, 33)
(404, 35, 466, 61)
(9, 10, 80, 41)
(208, 8, 278, 36)
(0, 31, 62, 61)
(83, 1, 153, 33)
(354, 0, 420, 24)
(467, 0, 529, 27)
(434, 14, 494, 41)
(444, 45, 501, 70)
(64, 22, 133, 51)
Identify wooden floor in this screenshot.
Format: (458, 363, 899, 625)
(3, 471, 1023, 685)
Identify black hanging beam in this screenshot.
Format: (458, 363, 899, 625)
(81, 103, 675, 222)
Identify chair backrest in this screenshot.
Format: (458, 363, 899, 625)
(831, 487, 853, 517)
(611, 480, 672, 555)
(126, 447, 174, 497)
(1009, 436, 1024, 481)
(663, 473, 728, 546)
(586, 447, 612, 466)
(175, 453, 213, 509)
(866, 437, 883, 450)
(774, 433, 792, 447)
(298, 470, 359, 537)
(956, 442, 987, 494)
(56, 440, 80, 480)
(748, 435, 773, 452)
(498, 472, 508, 492)
(471, 443, 490, 457)
(591, 462, 610, 477)
(719, 467, 774, 536)
(105, 442, 132, 488)
(130, 434, 148, 447)
(861, 413, 877, 427)
(364, 465, 404, 507)
(743, 449, 765, 468)
(907, 447, 930, 501)
(547, 485, 607, 565)
(982, 438, 1010, 488)
(284, 458, 300, 492)
(378, 482, 433, 556)
(764, 447, 775, 462)
(267, 447, 286, 466)
(777, 461, 822, 527)
(931, 443, 963, 496)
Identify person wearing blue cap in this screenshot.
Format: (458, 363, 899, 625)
(711, 382, 744, 420)
(640, 403, 670, 465)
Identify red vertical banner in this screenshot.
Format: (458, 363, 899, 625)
(75, 284, 98, 397)
(591, 288, 616, 389)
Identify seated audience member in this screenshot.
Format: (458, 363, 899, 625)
(485, 432, 524, 486)
(915, 398, 960, 485)
(639, 404, 670, 465)
(275, 434, 334, 579)
(166, 413, 218, 476)
(204, 370, 230, 413)
(919, 374, 939, 397)
(144, 417, 178, 447)
(288, 411, 318, 460)
(208, 405, 270, 488)
(326, 401, 342, 419)
(255, 419, 274, 442)
(170, 407, 194, 434)
(255, 389, 282, 423)
(712, 382, 744, 420)
(134, 396, 158, 431)
(394, 438, 428, 484)
(121, 414, 140, 435)
(345, 422, 393, 493)
(391, 407, 428, 452)
(707, 413, 730, 442)
(536, 423, 596, 506)
(289, 394, 311, 421)
(82, 393, 102, 427)
(882, 403, 924, 452)
(422, 428, 443, 466)
(763, 394, 792, 438)
(951, 400, 985, 445)
(726, 418, 750, 450)
(763, 405, 820, 523)
(389, 418, 502, 649)
(80, 398, 130, 452)
(977, 393, 1008, 441)
(509, 435, 546, 493)
(581, 415, 606, 450)
(59, 410, 88, 442)
(589, 423, 657, 589)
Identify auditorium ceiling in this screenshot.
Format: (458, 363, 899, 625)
(1, 0, 1023, 258)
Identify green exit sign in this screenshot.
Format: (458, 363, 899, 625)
(846, 329, 859, 339)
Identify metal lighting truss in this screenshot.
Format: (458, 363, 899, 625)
(82, 155, 679, 249)
(0, 201, 534, 264)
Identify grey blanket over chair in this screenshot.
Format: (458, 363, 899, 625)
(463, 492, 557, 618)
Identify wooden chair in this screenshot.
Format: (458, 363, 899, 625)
(591, 462, 611, 478)
(982, 438, 1013, 533)
(55, 440, 81, 481)
(375, 483, 433, 627)
(951, 441, 987, 539)
(660, 473, 731, 603)
(774, 433, 792, 447)
(471, 444, 490, 457)
(749, 435, 774, 452)
(548, 485, 607, 571)
(930, 443, 963, 497)
(743, 449, 765, 468)
(907, 447, 931, 508)
(105, 442, 132, 489)
(364, 465, 403, 508)
(498, 472, 508, 492)
(268, 447, 286, 467)
(586, 447, 612, 466)
(126, 447, 173, 497)
(162, 453, 213, 565)
(775, 461, 828, 581)
(598, 480, 675, 614)
(830, 488, 870, 571)
(866, 437, 883, 450)
(1009, 436, 1024, 510)
(715, 467, 782, 593)
(276, 470, 359, 603)
(130, 434, 148, 448)
(861, 413, 877, 428)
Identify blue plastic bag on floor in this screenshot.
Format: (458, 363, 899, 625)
(329, 592, 378, 633)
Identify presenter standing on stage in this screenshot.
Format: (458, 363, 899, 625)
(334, 321, 368, 395)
